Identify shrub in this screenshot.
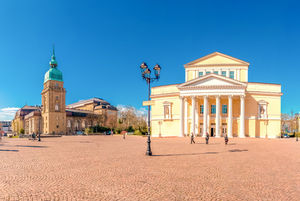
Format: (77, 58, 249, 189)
(20, 128, 25, 134)
(134, 130, 142, 135)
(126, 126, 134, 132)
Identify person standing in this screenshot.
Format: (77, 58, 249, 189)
(205, 132, 209, 144)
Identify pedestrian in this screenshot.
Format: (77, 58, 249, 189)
(225, 134, 229, 145)
(190, 132, 195, 144)
(111, 130, 114, 136)
(123, 131, 126, 140)
(32, 132, 36, 141)
(205, 132, 209, 144)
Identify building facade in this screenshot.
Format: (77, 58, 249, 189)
(12, 50, 117, 135)
(150, 52, 282, 138)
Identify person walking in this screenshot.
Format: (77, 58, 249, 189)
(205, 132, 209, 144)
(190, 132, 195, 144)
(225, 134, 229, 145)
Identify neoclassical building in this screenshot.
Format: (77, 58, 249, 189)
(150, 52, 282, 138)
(12, 50, 117, 135)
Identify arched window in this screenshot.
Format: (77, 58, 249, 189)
(55, 104, 59, 111)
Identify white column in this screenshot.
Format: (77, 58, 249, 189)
(180, 97, 185, 137)
(203, 96, 208, 137)
(228, 95, 233, 138)
(195, 98, 199, 136)
(184, 98, 188, 135)
(226, 69, 230, 78)
(240, 95, 245, 138)
(215, 95, 220, 137)
(191, 96, 196, 135)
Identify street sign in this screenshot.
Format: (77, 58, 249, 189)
(143, 100, 155, 106)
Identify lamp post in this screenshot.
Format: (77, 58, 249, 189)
(38, 117, 41, 142)
(140, 62, 161, 156)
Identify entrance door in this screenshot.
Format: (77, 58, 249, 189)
(211, 127, 214, 137)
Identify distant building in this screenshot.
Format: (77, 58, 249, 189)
(12, 49, 117, 135)
(0, 121, 12, 133)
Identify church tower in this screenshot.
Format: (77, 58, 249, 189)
(41, 48, 66, 134)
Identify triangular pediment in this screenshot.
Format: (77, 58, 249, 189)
(178, 74, 247, 89)
(185, 52, 249, 66)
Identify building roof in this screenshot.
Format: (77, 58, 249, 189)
(66, 97, 115, 110)
(66, 109, 96, 117)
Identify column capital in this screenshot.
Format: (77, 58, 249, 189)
(240, 95, 245, 99)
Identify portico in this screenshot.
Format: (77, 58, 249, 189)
(178, 73, 247, 138)
(180, 94, 246, 138)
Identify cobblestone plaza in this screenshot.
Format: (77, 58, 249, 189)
(0, 136, 299, 200)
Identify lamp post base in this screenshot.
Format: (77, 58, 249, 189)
(146, 134, 152, 156)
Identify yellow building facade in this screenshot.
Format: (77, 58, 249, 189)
(150, 52, 282, 138)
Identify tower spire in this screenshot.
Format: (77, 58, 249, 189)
(49, 44, 58, 68)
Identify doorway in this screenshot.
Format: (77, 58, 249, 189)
(211, 127, 215, 137)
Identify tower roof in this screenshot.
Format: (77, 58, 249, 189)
(44, 47, 63, 83)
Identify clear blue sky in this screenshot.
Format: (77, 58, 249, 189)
(0, 0, 299, 120)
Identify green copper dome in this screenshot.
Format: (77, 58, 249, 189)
(44, 67, 63, 83)
(44, 47, 63, 83)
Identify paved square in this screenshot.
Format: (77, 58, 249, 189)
(0, 136, 299, 200)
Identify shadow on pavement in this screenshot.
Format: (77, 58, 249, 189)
(0, 149, 19, 152)
(15, 145, 48, 148)
(153, 152, 218, 157)
(228, 149, 248, 152)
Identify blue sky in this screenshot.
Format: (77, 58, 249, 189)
(0, 0, 299, 120)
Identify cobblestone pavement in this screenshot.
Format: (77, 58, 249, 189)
(0, 135, 300, 201)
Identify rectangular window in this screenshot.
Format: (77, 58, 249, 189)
(229, 71, 234, 79)
(206, 71, 211, 75)
(200, 105, 204, 114)
(222, 104, 227, 114)
(221, 71, 226, 77)
(213, 71, 218, 75)
(199, 72, 203, 77)
(211, 105, 216, 114)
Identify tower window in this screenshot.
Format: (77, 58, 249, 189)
(221, 71, 226, 77)
(213, 71, 218, 75)
(199, 72, 203, 77)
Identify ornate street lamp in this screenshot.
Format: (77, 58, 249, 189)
(140, 62, 161, 156)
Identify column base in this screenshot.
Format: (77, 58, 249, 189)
(215, 135, 221, 138)
(239, 135, 246, 138)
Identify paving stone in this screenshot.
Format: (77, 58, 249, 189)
(0, 136, 299, 200)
